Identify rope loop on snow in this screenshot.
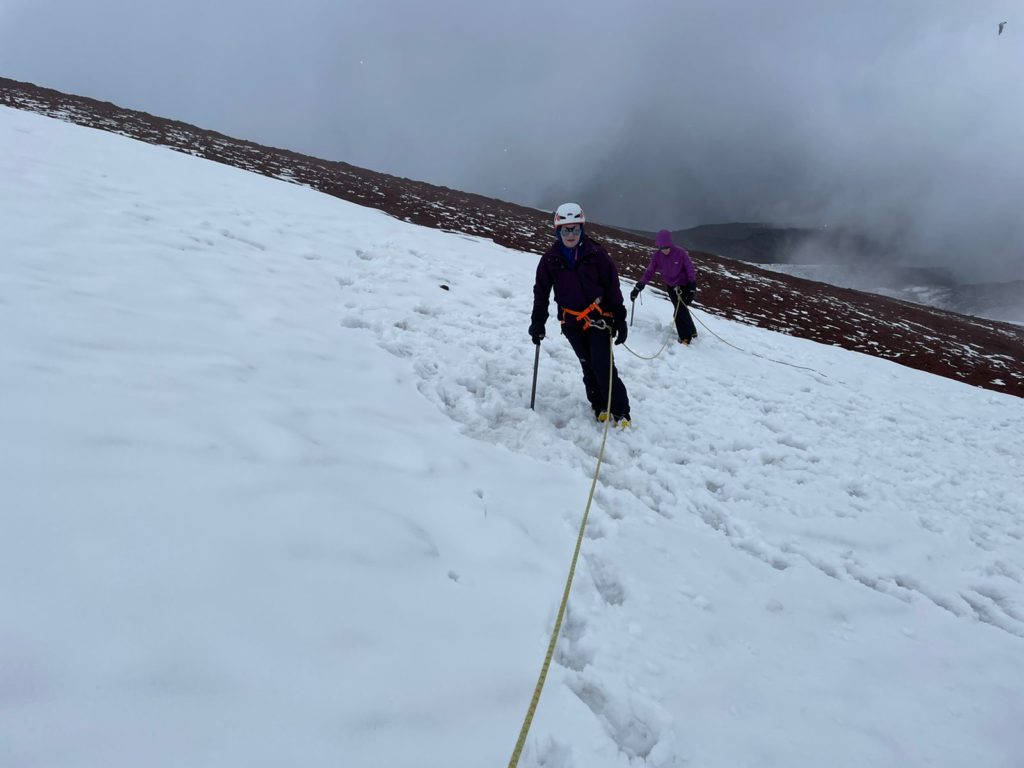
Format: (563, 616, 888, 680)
(507, 331, 616, 768)
(689, 306, 830, 378)
(621, 290, 680, 360)
(627, 287, 831, 379)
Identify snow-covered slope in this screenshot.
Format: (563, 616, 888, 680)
(3, 106, 1022, 768)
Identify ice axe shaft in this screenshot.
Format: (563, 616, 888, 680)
(529, 342, 540, 410)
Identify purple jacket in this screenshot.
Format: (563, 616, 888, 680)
(532, 235, 627, 327)
(640, 230, 696, 288)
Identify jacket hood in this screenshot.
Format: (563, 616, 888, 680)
(654, 229, 674, 248)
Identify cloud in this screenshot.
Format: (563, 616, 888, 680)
(2, 0, 1022, 279)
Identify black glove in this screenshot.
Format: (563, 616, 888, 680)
(629, 283, 644, 302)
(614, 318, 627, 346)
(529, 321, 545, 345)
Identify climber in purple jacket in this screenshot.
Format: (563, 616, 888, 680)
(530, 203, 631, 426)
(630, 229, 699, 344)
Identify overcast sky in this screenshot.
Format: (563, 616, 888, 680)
(2, 0, 1022, 279)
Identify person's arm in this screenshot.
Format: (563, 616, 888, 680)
(631, 253, 658, 300)
(532, 259, 553, 325)
(640, 252, 659, 286)
(601, 252, 629, 345)
(677, 248, 697, 305)
(529, 260, 552, 343)
(600, 250, 627, 313)
(680, 247, 697, 286)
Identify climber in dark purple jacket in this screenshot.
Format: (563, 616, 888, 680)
(530, 203, 631, 426)
(630, 229, 699, 344)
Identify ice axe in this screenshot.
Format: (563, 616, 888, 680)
(529, 341, 541, 410)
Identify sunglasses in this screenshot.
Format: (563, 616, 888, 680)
(560, 225, 582, 236)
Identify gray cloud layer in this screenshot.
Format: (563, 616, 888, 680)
(2, 0, 1021, 279)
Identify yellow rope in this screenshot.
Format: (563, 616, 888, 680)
(507, 331, 617, 768)
(690, 306, 830, 378)
(621, 292, 682, 360)
(627, 292, 829, 378)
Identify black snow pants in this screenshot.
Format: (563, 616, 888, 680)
(561, 321, 630, 419)
(670, 289, 698, 341)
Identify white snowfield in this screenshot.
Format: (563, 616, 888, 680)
(2, 105, 1022, 768)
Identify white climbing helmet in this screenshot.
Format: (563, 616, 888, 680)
(553, 202, 586, 229)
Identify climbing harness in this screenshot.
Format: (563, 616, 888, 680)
(561, 300, 614, 332)
(509, 328, 618, 768)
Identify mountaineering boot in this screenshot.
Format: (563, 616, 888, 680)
(597, 411, 611, 423)
(615, 415, 631, 429)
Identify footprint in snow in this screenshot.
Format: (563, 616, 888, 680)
(565, 674, 665, 761)
(339, 316, 371, 330)
(525, 737, 573, 768)
(585, 553, 626, 606)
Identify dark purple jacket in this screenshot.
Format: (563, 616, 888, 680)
(531, 235, 626, 328)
